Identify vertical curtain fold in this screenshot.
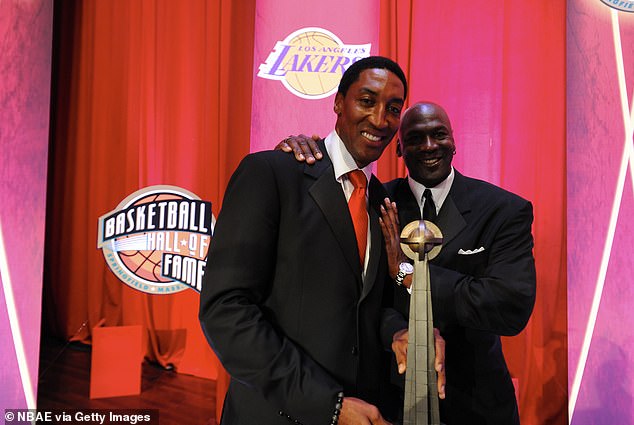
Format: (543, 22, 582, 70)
(44, 0, 255, 379)
(377, 0, 412, 182)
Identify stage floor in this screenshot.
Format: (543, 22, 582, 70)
(36, 336, 216, 425)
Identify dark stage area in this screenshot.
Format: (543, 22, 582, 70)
(36, 337, 217, 425)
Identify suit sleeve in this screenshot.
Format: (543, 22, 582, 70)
(430, 201, 536, 336)
(380, 306, 408, 349)
(199, 154, 341, 423)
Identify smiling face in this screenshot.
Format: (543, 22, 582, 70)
(397, 103, 456, 187)
(334, 68, 405, 168)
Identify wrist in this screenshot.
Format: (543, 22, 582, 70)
(395, 262, 413, 286)
(402, 274, 413, 289)
(331, 391, 344, 425)
(389, 264, 399, 280)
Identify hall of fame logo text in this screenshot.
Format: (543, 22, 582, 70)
(97, 186, 214, 294)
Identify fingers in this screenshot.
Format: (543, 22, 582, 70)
(306, 137, 323, 161)
(366, 404, 388, 425)
(435, 357, 446, 399)
(288, 136, 307, 162)
(380, 198, 400, 228)
(276, 140, 292, 152)
(378, 215, 388, 239)
(276, 137, 305, 162)
(294, 134, 313, 164)
(380, 200, 404, 279)
(379, 207, 396, 234)
(434, 328, 446, 399)
(278, 134, 323, 164)
(379, 208, 398, 254)
(293, 134, 321, 164)
(391, 329, 408, 374)
(381, 196, 407, 263)
(378, 209, 391, 240)
(373, 415, 392, 425)
(437, 373, 446, 399)
(339, 397, 388, 425)
(385, 197, 399, 219)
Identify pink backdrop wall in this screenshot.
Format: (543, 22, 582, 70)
(249, 0, 381, 153)
(0, 0, 53, 409)
(567, 1, 634, 423)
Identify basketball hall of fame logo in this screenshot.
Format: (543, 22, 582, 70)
(97, 186, 214, 295)
(258, 27, 371, 99)
(600, 0, 634, 11)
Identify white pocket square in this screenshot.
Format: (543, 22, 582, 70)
(458, 247, 485, 255)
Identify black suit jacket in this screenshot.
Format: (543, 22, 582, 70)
(382, 171, 536, 425)
(200, 142, 393, 425)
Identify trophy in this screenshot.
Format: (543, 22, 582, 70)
(400, 220, 443, 425)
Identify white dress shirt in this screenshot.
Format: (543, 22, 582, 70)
(407, 167, 455, 216)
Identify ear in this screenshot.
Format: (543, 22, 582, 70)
(396, 139, 403, 157)
(334, 93, 343, 115)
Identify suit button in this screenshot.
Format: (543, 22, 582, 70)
(351, 345, 358, 356)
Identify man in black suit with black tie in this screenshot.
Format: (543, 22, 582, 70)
(281, 101, 536, 424)
(199, 56, 409, 425)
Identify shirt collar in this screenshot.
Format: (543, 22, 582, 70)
(407, 167, 455, 212)
(325, 130, 373, 183)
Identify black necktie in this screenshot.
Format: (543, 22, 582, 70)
(422, 189, 437, 223)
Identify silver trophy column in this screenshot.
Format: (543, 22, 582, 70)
(400, 220, 443, 425)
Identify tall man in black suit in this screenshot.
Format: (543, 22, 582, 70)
(199, 56, 409, 425)
(280, 102, 536, 424)
(379, 102, 536, 424)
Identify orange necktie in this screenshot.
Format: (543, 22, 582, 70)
(347, 170, 368, 266)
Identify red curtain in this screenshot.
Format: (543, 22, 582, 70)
(378, 1, 567, 424)
(44, 0, 255, 379)
(44, 1, 566, 424)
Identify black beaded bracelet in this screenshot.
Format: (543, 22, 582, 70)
(330, 391, 344, 425)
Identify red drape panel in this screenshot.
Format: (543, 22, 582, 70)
(44, 0, 255, 379)
(378, 1, 567, 424)
(377, 0, 411, 182)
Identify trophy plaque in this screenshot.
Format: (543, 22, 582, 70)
(400, 220, 443, 425)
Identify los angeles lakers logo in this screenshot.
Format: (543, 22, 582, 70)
(258, 27, 371, 99)
(97, 186, 214, 294)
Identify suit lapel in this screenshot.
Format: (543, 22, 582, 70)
(436, 196, 466, 247)
(436, 171, 469, 247)
(307, 142, 362, 278)
(361, 175, 385, 299)
(394, 178, 421, 226)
